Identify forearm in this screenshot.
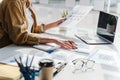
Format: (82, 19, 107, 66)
(43, 22, 57, 31)
(44, 18, 66, 31)
(39, 38, 58, 44)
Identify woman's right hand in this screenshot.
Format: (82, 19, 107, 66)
(39, 38, 77, 49)
(55, 40, 77, 49)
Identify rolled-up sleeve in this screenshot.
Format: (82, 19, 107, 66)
(5, 1, 40, 45)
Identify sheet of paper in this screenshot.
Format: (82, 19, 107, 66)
(0, 49, 71, 67)
(0, 49, 86, 69)
(59, 5, 93, 28)
(0, 54, 41, 68)
(70, 42, 96, 54)
(89, 49, 120, 67)
(33, 43, 60, 52)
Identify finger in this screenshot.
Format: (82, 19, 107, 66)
(68, 41, 77, 49)
(64, 41, 77, 49)
(61, 42, 74, 49)
(58, 19, 66, 24)
(60, 42, 72, 49)
(56, 40, 76, 49)
(63, 18, 67, 21)
(60, 45, 72, 49)
(62, 18, 67, 22)
(68, 40, 77, 45)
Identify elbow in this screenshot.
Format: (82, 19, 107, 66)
(10, 32, 39, 45)
(13, 39, 26, 45)
(12, 38, 27, 45)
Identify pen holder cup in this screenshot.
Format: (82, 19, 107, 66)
(39, 59, 54, 80)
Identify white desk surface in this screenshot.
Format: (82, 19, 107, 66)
(1, 4, 120, 80)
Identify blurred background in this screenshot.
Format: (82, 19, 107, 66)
(31, 0, 120, 14)
(0, 0, 119, 14)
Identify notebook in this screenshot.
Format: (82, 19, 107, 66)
(75, 11, 118, 45)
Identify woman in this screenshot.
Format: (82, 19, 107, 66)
(0, 0, 77, 49)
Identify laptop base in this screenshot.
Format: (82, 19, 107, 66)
(75, 34, 112, 45)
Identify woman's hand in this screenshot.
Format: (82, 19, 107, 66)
(55, 40, 77, 49)
(44, 18, 66, 31)
(39, 38, 77, 49)
(53, 18, 67, 26)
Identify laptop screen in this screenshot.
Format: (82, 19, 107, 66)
(97, 11, 118, 42)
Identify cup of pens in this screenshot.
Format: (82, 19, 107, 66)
(39, 59, 54, 80)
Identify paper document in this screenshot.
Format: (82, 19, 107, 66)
(89, 49, 120, 67)
(70, 42, 95, 54)
(0, 53, 67, 70)
(0, 48, 87, 68)
(33, 43, 60, 53)
(59, 5, 93, 27)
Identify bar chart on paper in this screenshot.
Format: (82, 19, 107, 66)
(59, 5, 93, 28)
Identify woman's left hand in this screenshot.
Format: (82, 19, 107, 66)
(54, 18, 67, 26)
(44, 18, 66, 31)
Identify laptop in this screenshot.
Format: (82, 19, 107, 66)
(75, 11, 118, 45)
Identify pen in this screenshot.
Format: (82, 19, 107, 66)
(19, 56, 23, 64)
(29, 55, 34, 67)
(26, 55, 28, 67)
(53, 62, 67, 76)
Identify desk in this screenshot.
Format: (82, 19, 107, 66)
(1, 4, 120, 80)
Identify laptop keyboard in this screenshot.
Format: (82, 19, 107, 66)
(76, 34, 93, 41)
(80, 35, 93, 40)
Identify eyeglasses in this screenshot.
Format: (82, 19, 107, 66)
(72, 58, 95, 73)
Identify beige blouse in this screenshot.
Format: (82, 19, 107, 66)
(0, 0, 43, 48)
